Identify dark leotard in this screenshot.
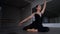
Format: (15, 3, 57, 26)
(23, 14, 49, 32)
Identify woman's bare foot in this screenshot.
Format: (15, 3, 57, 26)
(27, 28, 38, 32)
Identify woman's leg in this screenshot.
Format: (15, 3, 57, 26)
(23, 26, 38, 32)
(23, 24, 38, 32)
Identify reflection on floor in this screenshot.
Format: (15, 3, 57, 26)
(18, 27, 60, 34)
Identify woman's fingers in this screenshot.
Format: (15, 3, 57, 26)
(18, 23, 23, 26)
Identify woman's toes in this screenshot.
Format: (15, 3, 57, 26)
(31, 29, 38, 32)
(27, 29, 31, 32)
(26, 29, 38, 32)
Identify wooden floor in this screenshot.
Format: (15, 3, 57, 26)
(1, 27, 60, 34)
(18, 27, 60, 34)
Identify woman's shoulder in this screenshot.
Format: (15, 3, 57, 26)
(32, 12, 36, 14)
(33, 12, 40, 15)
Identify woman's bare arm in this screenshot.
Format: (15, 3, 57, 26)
(41, 0, 46, 14)
(19, 13, 35, 24)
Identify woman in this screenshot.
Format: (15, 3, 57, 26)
(19, 0, 49, 32)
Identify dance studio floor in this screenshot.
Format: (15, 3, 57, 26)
(1, 27, 60, 34)
(1, 23, 60, 34)
(19, 27, 60, 34)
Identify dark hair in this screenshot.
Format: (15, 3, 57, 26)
(32, 5, 39, 13)
(32, 5, 42, 13)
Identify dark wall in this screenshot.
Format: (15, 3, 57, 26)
(0, 7, 2, 33)
(1, 6, 21, 34)
(1, 3, 31, 34)
(46, 0, 60, 18)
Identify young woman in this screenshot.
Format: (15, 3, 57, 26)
(19, 0, 49, 32)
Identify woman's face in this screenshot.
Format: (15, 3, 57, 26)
(36, 5, 41, 11)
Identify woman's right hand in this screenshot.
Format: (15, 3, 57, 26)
(18, 22, 23, 26)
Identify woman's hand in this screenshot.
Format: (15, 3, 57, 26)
(18, 22, 23, 26)
(44, 0, 46, 2)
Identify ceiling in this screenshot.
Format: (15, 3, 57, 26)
(0, 0, 30, 8)
(0, 0, 60, 18)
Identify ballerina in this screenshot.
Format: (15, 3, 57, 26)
(19, 0, 49, 32)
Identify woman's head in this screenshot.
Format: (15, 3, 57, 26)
(32, 5, 41, 13)
(36, 5, 41, 11)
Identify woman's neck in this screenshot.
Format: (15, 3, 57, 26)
(37, 10, 41, 12)
(36, 11, 41, 13)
